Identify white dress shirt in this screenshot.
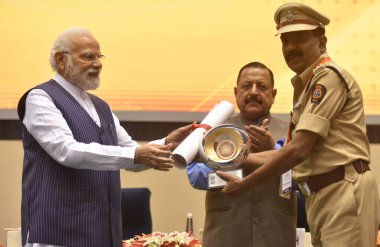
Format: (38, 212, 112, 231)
(23, 74, 164, 246)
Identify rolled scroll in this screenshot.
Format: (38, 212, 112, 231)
(172, 100, 234, 169)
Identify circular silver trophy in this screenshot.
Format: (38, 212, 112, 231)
(199, 124, 249, 188)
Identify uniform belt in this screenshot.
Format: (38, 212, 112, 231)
(298, 160, 370, 198)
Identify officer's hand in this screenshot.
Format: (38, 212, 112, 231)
(135, 144, 174, 171)
(216, 171, 247, 197)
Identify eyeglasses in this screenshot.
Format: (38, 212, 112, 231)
(61, 51, 105, 63)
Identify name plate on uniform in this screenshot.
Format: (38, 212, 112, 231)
(208, 169, 243, 189)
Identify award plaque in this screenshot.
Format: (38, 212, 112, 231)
(172, 100, 235, 169)
(198, 124, 249, 189)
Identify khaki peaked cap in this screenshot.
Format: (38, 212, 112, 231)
(274, 2, 330, 34)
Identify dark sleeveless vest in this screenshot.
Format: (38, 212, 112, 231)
(18, 80, 122, 247)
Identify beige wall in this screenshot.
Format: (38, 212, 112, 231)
(1, 141, 380, 244)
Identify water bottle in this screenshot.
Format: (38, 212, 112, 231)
(186, 212, 193, 235)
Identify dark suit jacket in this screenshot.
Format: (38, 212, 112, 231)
(202, 114, 297, 247)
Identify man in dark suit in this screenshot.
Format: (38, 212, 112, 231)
(187, 62, 296, 247)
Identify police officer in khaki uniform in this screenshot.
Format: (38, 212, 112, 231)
(217, 3, 380, 247)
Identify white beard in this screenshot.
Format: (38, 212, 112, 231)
(64, 58, 100, 91)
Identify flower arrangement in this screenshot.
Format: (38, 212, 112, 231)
(123, 231, 202, 247)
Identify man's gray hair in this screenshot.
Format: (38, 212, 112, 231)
(49, 27, 93, 71)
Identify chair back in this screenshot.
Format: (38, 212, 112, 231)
(121, 187, 152, 239)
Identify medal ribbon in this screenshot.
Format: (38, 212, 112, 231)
(191, 123, 211, 132)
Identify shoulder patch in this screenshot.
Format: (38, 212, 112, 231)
(313, 64, 326, 75)
(311, 84, 327, 104)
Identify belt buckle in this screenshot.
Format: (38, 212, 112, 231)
(298, 181, 315, 198)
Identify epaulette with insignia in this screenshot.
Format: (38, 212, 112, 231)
(313, 64, 326, 75)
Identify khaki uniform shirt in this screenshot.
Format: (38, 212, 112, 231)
(291, 53, 370, 181)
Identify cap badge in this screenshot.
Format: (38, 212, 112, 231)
(286, 10, 295, 22)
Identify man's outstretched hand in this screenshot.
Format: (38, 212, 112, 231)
(165, 122, 195, 150)
(135, 144, 174, 171)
